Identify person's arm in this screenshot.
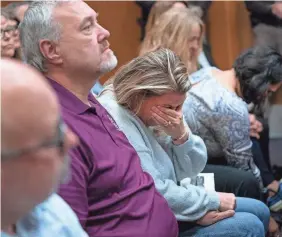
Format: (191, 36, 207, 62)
(245, 1, 274, 16)
(158, 124, 208, 181)
(135, 147, 220, 221)
(58, 147, 89, 229)
(208, 102, 263, 187)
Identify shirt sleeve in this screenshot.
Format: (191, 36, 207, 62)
(157, 123, 208, 181)
(58, 147, 89, 229)
(134, 146, 219, 222)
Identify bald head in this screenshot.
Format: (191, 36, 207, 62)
(1, 59, 59, 153)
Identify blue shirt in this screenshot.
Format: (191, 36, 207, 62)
(1, 194, 88, 237)
(91, 81, 103, 95)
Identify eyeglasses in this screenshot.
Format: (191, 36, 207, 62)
(1, 117, 67, 160)
(1, 25, 18, 40)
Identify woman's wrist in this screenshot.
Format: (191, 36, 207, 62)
(172, 129, 189, 145)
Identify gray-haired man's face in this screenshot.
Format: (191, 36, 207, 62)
(53, 1, 117, 77)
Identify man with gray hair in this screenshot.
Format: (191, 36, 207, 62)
(19, 1, 179, 237)
(1, 59, 88, 237)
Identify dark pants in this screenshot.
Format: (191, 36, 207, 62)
(252, 138, 275, 187)
(203, 164, 262, 200)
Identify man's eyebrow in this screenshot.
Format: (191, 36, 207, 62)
(79, 13, 98, 30)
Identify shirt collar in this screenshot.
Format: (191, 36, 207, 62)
(47, 77, 97, 115)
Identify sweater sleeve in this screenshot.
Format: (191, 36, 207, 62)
(158, 123, 208, 182)
(134, 146, 220, 222)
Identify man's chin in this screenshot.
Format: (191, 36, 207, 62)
(99, 54, 118, 73)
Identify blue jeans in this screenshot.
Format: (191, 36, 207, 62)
(179, 197, 270, 237)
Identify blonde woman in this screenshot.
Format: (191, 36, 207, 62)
(139, 4, 267, 198)
(98, 49, 269, 236)
(140, 7, 204, 73)
(144, 1, 188, 34)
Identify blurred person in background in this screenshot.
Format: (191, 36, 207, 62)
(1, 10, 20, 59)
(137, 0, 216, 68)
(1, 59, 86, 237)
(245, 1, 282, 55)
(1, 1, 31, 60)
(140, 7, 204, 73)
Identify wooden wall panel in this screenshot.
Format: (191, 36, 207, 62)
(85, 1, 140, 83)
(207, 1, 254, 70)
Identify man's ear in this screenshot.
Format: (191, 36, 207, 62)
(39, 39, 62, 65)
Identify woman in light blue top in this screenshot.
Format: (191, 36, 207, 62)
(98, 48, 270, 237)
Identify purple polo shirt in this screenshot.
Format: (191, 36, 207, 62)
(48, 79, 178, 237)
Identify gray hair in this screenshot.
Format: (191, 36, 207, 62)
(19, 1, 63, 72)
(110, 48, 191, 113)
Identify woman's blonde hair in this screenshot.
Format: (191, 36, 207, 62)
(104, 48, 190, 113)
(140, 7, 204, 73)
(145, 1, 177, 33)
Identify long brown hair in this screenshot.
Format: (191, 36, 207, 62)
(140, 7, 204, 73)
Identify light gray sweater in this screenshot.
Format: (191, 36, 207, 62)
(98, 89, 220, 222)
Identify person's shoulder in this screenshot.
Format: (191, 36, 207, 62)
(1, 231, 13, 237)
(189, 67, 214, 85)
(217, 93, 248, 118)
(98, 88, 123, 112)
(185, 67, 222, 113)
(39, 194, 78, 219)
(97, 88, 138, 124)
(16, 194, 88, 237)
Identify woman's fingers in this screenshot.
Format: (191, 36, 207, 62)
(151, 106, 182, 125)
(151, 111, 169, 126)
(250, 130, 260, 139)
(151, 107, 173, 121)
(215, 210, 235, 222)
(157, 106, 180, 118)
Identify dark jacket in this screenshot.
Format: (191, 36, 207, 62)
(245, 1, 282, 28)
